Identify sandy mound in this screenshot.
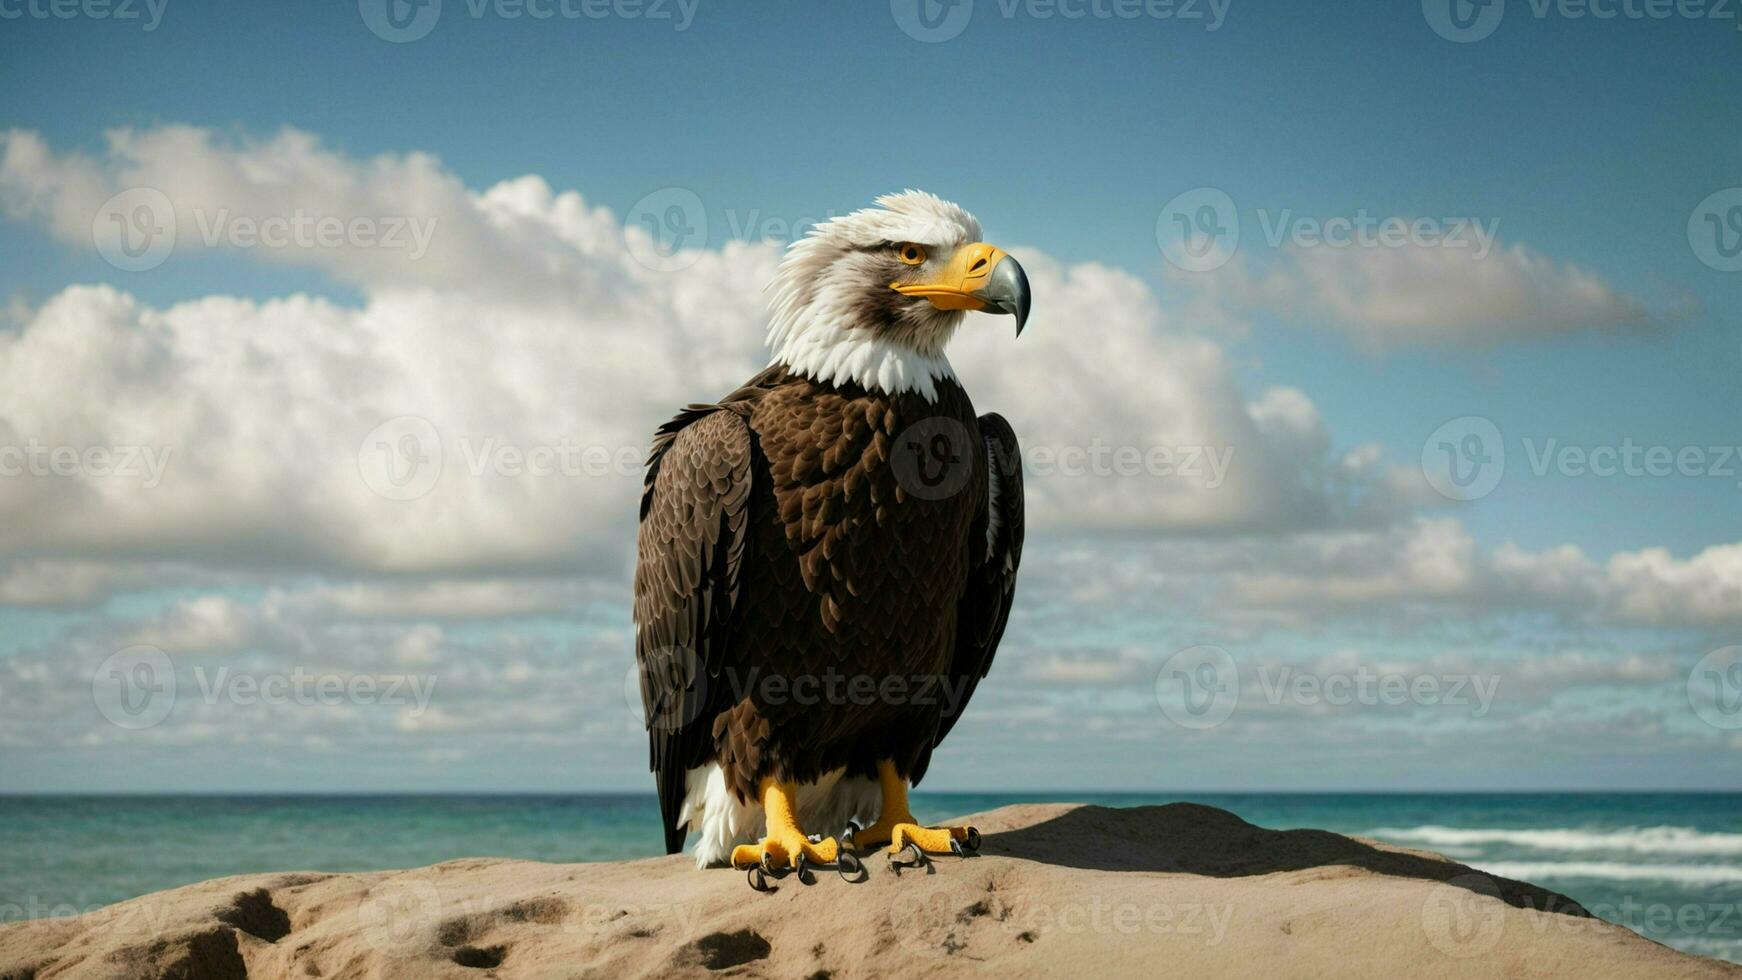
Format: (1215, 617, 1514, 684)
(2, 802, 1735, 979)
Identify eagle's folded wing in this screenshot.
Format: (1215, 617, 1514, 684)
(912, 411, 1025, 784)
(633, 404, 755, 854)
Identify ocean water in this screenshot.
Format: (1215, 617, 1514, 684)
(2, 793, 1738, 963)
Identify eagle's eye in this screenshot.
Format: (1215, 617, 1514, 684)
(894, 243, 926, 266)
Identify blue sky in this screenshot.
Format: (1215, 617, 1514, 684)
(1, 0, 1739, 792)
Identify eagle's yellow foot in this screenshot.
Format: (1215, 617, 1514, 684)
(730, 829, 839, 871)
(729, 777, 864, 891)
(891, 821, 979, 856)
(846, 761, 981, 870)
(850, 818, 979, 868)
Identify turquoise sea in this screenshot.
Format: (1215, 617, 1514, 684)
(3, 793, 1739, 964)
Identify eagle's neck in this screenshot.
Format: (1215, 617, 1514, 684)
(768, 325, 955, 402)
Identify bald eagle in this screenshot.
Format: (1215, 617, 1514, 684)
(634, 191, 1028, 880)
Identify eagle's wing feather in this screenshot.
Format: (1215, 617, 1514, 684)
(912, 411, 1025, 784)
(634, 402, 756, 854)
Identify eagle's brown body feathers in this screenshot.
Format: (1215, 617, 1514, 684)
(634, 365, 1024, 854)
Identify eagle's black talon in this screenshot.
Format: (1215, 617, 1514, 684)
(889, 841, 927, 873)
(746, 864, 775, 893)
(836, 850, 867, 883)
(950, 838, 966, 857)
(795, 852, 809, 880)
(965, 827, 981, 852)
(760, 852, 779, 876)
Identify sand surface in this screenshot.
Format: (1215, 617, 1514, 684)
(3, 802, 1737, 979)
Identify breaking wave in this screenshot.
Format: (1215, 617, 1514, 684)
(1368, 825, 1742, 857)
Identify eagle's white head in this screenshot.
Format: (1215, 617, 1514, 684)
(766, 190, 1031, 401)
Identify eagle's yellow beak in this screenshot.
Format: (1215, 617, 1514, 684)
(891, 242, 1032, 335)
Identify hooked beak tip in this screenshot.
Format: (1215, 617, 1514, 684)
(979, 253, 1031, 337)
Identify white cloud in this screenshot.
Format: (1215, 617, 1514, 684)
(1178, 241, 1655, 348)
(127, 594, 256, 653)
(1231, 519, 1742, 628)
(0, 124, 1401, 586)
(269, 579, 607, 620)
(0, 560, 144, 606)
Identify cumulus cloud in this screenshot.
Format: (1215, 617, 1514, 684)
(1229, 519, 1742, 628)
(0, 124, 1403, 590)
(1013, 517, 1742, 635)
(1178, 240, 1656, 348)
